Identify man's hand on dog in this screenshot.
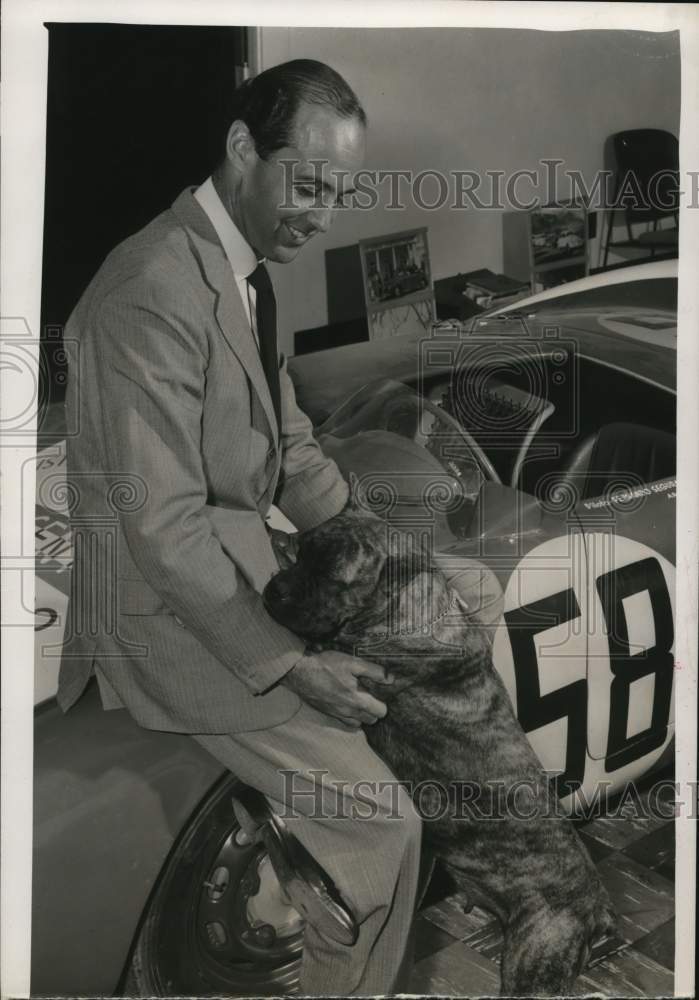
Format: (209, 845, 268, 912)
(282, 651, 394, 728)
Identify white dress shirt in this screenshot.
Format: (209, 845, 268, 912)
(194, 176, 261, 342)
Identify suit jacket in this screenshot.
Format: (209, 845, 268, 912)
(57, 188, 349, 733)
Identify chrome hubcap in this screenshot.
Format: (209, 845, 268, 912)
(246, 855, 304, 939)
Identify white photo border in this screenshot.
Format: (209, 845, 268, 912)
(2, 3, 696, 997)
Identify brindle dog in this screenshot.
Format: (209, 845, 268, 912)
(264, 503, 617, 997)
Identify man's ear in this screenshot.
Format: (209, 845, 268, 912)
(225, 119, 256, 170)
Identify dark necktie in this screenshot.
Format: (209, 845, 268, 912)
(247, 262, 282, 436)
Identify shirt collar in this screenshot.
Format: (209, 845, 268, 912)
(194, 176, 258, 279)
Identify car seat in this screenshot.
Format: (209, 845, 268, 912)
(602, 129, 679, 267)
(557, 422, 675, 502)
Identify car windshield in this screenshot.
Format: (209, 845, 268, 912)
(313, 318, 677, 546)
(317, 378, 488, 534)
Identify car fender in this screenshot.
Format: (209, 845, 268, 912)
(32, 684, 224, 995)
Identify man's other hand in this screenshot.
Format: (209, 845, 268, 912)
(281, 651, 393, 728)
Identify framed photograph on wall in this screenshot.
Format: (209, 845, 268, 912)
(504, 204, 589, 293)
(359, 228, 435, 338)
(530, 206, 587, 266)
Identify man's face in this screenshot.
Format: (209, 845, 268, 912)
(233, 102, 366, 263)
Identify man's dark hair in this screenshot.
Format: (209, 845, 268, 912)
(226, 59, 367, 160)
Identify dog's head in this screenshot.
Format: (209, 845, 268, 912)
(263, 504, 430, 644)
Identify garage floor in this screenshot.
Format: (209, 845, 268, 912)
(409, 782, 675, 997)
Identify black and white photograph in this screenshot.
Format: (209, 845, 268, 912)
(530, 207, 587, 266)
(360, 229, 432, 306)
(359, 228, 434, 339)
(1, 3, 697, 1000)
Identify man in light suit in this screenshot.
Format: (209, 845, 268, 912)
(58, 60, 422, 995)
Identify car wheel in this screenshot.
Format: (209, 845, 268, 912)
(129, 773, 304, 997)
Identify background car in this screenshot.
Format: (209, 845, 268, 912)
(32, 261, 677, 997)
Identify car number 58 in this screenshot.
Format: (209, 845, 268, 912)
(493, 534, 675, 801)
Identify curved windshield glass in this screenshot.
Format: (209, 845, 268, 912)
(317, 379, 486, 539)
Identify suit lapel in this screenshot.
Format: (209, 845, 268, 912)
(170, 189, 280, 447)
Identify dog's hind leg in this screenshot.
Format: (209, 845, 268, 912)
(499, 908, 590, 997)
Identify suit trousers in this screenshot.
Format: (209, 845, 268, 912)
(194, 701, 422, 997)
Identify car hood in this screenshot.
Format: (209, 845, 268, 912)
(290, 312, 675, 426)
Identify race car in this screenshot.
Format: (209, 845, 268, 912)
(31, 260, 677, 997)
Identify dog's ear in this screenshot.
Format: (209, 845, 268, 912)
(378, 532, 430, 593)
(345, 471, 359, 510)
(378, 552, 428, 594)
(344, 471, 369, 513)
(270, 528, 299, 571)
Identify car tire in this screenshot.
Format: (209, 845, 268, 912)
(129, 773, 304, 997)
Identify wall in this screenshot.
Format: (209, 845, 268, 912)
(258, 27, 680, 355)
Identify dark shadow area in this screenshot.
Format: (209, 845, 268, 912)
(41, 23, 246, 409)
